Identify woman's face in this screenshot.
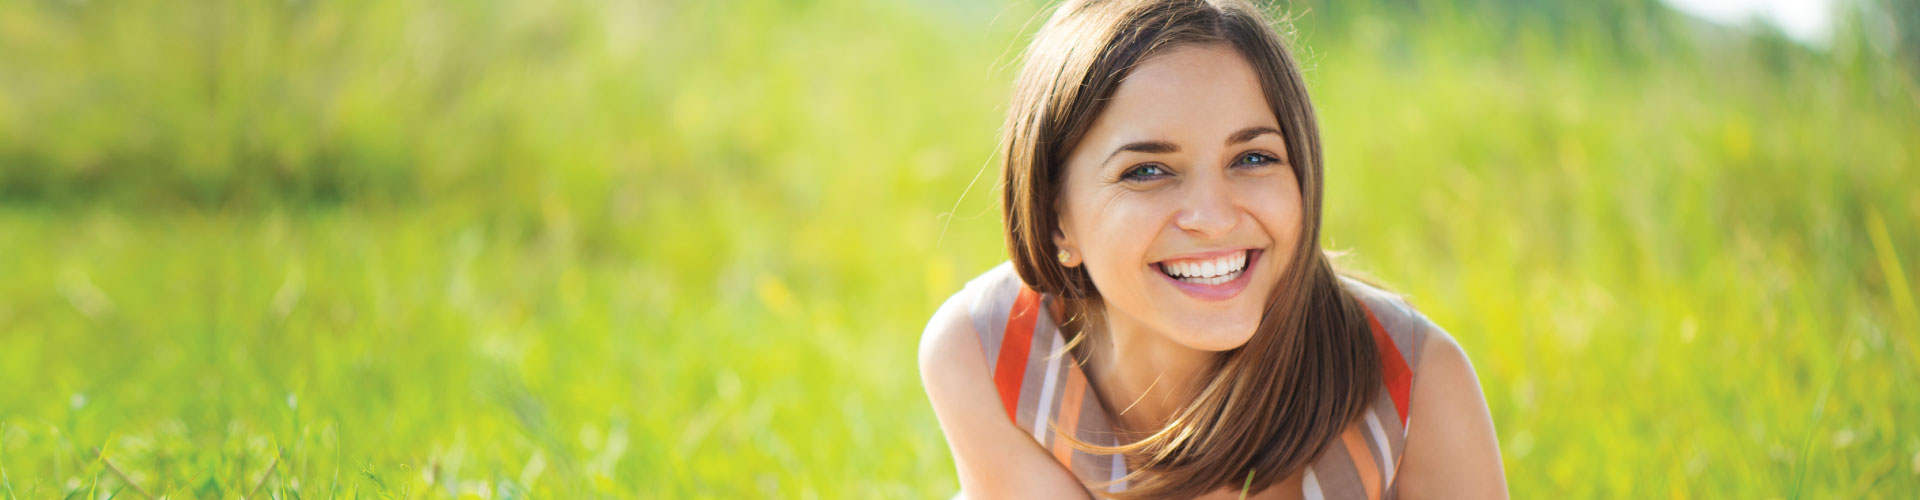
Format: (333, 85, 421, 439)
(1053, 43, 1302, 352)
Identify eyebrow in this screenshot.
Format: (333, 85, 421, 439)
(1103, 141, 1180, 164)
(1226, 126, 1283, 146)
(1102, 126, 1284, 164)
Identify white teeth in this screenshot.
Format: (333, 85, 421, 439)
(1158, 250, 1251, 284)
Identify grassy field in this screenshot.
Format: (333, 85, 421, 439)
(1, 0, 1916, 497)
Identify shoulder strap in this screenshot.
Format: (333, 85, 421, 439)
(989, 284, 1130, 491)
(963, 262, 1026, 374)
(960, 263, 1051, 425)
(993, 285, 1044, 422)
(1362, 302, 1414, 427)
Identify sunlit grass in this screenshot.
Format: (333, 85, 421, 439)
(0, 0, 1915, 497)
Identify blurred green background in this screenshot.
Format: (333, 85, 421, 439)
(0, 0, 1916, 497)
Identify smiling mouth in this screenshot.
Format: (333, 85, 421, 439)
(1155, 249, 1254, 286)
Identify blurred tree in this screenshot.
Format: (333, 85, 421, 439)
(1881, 0, 1920, 69)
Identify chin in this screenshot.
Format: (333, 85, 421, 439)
(1173, 318, 1262, 352)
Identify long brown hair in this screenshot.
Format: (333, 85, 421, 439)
(997, 0, 1382, 497)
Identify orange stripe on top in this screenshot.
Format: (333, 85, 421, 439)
(1340, 422, 1382, 500)
(1364, 305, 1412, 425)
(994, 286, 1043, 422)
(1051, 364, 1087, 468)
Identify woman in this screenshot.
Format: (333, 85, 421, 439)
(918, 0, 1507, 498)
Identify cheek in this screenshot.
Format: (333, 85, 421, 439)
(1245, 175, 1305, 246)
(1072, 195, 1167, 291)
(1275, 194, 1303, 245)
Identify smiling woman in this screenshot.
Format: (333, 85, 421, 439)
(918, 1, 1507, 498)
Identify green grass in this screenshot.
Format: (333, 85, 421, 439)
(0, 0, 1916, 497)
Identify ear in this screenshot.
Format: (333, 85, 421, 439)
(1051, 224, 1082, 268)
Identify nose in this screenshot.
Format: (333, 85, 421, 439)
(1174, 174, 1236, 238)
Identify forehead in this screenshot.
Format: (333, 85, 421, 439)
(1087, 43, 1276, 143)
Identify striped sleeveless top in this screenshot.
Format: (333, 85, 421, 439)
(962, 262, 1434, 499)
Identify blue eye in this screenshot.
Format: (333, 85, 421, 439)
(1121, 164, 1169, 180)
(1235, 152, 1279, 166)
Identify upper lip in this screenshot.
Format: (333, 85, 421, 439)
(1153, 247, 1260, 263)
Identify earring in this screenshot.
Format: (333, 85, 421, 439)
(1057, 249, 1072, 265)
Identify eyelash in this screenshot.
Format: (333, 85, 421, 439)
(1118, 152, 1281, 181)
(1120, 164, 1170, 181)
(1235, 152, 1281, 167)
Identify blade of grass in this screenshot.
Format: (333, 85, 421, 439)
(83, 448, 153, 500)
(1867, 209, 1917, 356)
(1789, 326, 1857, 498)
(246, 452, 280, 500)
(1, 422, 16, 500)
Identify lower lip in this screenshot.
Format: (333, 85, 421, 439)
(1156, 249, 1261, 302)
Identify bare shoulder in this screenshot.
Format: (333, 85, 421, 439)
(918, 268, 1090, 499)
(918, 288, 983, 384)
(918, 263, 1011, 397)
(1388, 301, 1509, 498)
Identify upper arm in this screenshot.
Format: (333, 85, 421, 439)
(918, 290, 1093, 500)
(1395, 325, 1508, 499)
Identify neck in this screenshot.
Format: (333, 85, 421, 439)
(1075, 301, 1219, 434)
